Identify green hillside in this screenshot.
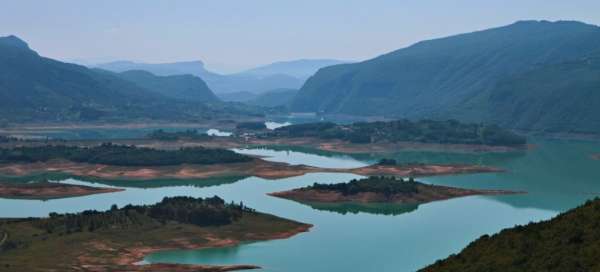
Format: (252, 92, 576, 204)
(0, 36, 259, 123)
(291, 20, 600, 133)
(421, 198, 600, 272)
(115, 70, 219, 102)
(248, 88, 298, 107)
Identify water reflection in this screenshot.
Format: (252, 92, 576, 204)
(2, 139, 600, 271)
(300, 201, 419, 216)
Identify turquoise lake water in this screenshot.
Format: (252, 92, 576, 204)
(1, 139, 599, 271)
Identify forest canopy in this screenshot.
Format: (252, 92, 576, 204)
(268, 120, 526, 146)
(0, 143, 251, 166)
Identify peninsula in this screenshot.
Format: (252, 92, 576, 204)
(0, 145, 501, 181)
(0, 181, 122, 200)
(0, 196, 311, 271)
(270, 176, 519, 205)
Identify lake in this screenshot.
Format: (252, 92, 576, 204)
(1, 139, 599, 271)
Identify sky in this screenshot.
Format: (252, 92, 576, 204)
(1, 0, 600, 73)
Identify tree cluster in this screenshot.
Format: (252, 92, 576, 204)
(147, 129, 212, 141)
(269, 120, 526, 146)
(36, 196, 254, 235)
(236, 122, 267, 130)
(310, 176, 419, 196)
(0, 143, 252, 166)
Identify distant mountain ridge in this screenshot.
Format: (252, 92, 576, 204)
(97, 59, 347, 94)
(290, 20, 600, 133)
(0, 36, 256, 123)
(113, 70, 219, 103)
(239, 59, 348, 79)
(247, 88, 298, 108)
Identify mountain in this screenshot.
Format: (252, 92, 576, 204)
(239, 59, 348, 80)
(114, 70, 219, 103)
(97, 59, 346, 95)
(218, 91, 258, 102)
(0, 36, 254, 123)
(421, 198, 600, 272)
(207, 72, 303, 94)
(96, 60, 219, 80)
(248, 88, 298, 108)
(291, 20, 600, 133)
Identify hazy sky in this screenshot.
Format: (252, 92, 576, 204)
(2, 0, 600, 73)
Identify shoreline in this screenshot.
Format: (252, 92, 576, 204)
(0, 136, 528, 155)
(0, 211, 312, 272)
(0, 159, 503, 182)
(123, 224, 312, 272)
(0, 182, 123, 200)
(169, 137, 528, 154)
(269, 185, 522, 205)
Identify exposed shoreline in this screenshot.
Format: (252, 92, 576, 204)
(131, 137, 528, 154)
(0, 182, 123, 200)
(122, 224, 312, 272)
(0, 211, 312, 272)
(270, 184, 521, 205)
(0, 158, 503, 182)
(0, 136, 528, 155)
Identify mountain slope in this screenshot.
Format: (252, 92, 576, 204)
(291, 20, 600, 133)
(96, 60, 218, 80)
(97, 59, 346, 94)
(421, 198, 600, 272)
(482, 52, 600, 133)
(240, 59, 348, 80)
(0, 36, 254, 123)
(114, 70, 219, 103)
(248, 88, 298, 107)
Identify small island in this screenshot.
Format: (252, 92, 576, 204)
(0, 181, 123, 200)
(0, 196, 311, 271)
(270, 176, 519, 205)
(420, 198, 600, 272)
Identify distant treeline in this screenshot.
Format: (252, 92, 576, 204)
(236, 121, 267, 130)
(268, 120, 526, 146)
(421, 198, 600, 272)
(309, 176, 419, 196)
(0, 143, 251, 166)
(33, 196, 254, 236)
(147, 129, 212, 141)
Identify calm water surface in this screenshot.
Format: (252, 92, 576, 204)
(1, 139, 599, 271)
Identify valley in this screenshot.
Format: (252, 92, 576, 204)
(2, 4, 600, 271)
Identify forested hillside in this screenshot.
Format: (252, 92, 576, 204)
(291, 20, 600, 133)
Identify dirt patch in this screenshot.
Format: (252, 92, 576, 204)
(0, 182, 123, 199)
(0, 159, 503, 182)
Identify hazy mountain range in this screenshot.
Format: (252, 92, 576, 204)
(3, 20, 600, 133)
(96, 59, 347, 95)
(291, 20, 600, 133)
(0, 35, 257, 123)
